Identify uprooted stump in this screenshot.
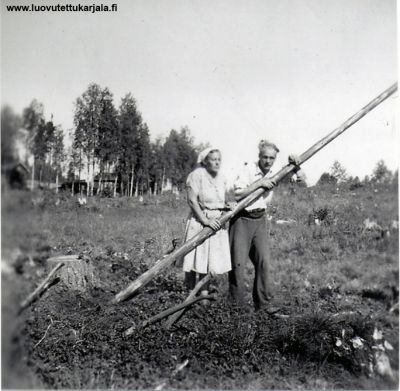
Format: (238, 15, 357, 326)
(47, 255, 98, 292)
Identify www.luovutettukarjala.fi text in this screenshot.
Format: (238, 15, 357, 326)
(6, 3, 118, 13)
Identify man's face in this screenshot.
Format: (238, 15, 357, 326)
(258, 147, 277, 173)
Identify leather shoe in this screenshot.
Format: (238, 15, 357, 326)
(257, 305, 281, 315)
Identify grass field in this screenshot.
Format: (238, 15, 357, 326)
(1, 181, 398, 389)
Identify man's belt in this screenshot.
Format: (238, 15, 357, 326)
(202, 206, 231, 212)
(239, 208, 266, 219)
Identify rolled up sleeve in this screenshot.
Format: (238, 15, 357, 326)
(186, 170, 201, 195)
(295, 169, 307, 185)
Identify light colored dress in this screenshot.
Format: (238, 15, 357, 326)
(182, 167, 232, 275)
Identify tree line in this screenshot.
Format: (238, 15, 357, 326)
(317, 159, 398, 187)
(2, 86, 396, 194)
(2, 83, 205, 196)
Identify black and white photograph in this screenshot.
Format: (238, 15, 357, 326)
(1, 0, 398, 389)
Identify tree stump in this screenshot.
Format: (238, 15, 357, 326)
(47, 255, 98, 292)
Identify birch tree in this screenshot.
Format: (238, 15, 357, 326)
(22, 99, 45, 190)
(96, 88, 119, 195)
(52, 126, 65, 192)
(118, 93, 142, 196)
(73, 84, 103, 196)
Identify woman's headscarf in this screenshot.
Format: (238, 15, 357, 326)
(197, 147, 215, 165)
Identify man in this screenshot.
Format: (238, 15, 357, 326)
(229, 139, 306, 312)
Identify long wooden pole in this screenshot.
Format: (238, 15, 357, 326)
(112, 83, 397, 304)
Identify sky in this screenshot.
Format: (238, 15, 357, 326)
(1, 0, 398, 185)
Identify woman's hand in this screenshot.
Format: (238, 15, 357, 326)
(225, 201, 237, 210)
(204, 218, 221, 231)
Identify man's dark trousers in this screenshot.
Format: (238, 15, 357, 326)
(229, 213, 272, 310)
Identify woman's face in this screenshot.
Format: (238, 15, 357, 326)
(204, 150, 221, 175)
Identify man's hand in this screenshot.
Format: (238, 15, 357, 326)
(204, 218, 221, 231)
(260, 177, 276, 190)
(288, 154, 301, 166)
(288, 154, 306, 183)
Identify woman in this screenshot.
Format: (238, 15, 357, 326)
(182, 148, 232, 298)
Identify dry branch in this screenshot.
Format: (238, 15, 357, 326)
(18, 262, 64, 314)
(155, 359, 190, 390)
(113, 82, 398, 304)
(33, 317, 61, 348)
(165, 274, 211, 329)
(124, 294, 216, 336)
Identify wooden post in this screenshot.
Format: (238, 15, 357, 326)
(112, 83, 398, 304)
